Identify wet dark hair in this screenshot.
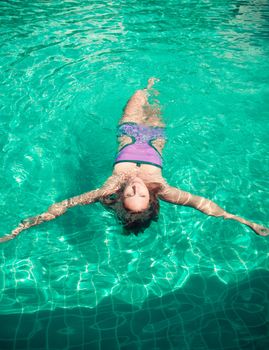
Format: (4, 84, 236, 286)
(102, 183, 162, 236)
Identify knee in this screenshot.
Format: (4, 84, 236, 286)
(134, 89, 147, 103)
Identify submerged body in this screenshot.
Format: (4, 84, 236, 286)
(114, 122, 165, 168)
(0, 78, 268, 242)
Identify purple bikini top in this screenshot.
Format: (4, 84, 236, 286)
(114, 123, 165, 168)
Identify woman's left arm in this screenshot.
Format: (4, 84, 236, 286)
(0, 175, 123, 243)
(0, 189, 102, 243)
(160, 186, 269, 236)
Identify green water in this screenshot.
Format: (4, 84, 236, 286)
(0, 0, 269, 349)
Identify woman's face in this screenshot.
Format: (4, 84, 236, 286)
(123, 177, 150, 212)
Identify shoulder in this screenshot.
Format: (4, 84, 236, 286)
(157, 184, 184, 201)
(100, 174, 123, 196)
(145, 176, 169, 196)
(102, 175, 123, 190)
(157, 182, 171, 196)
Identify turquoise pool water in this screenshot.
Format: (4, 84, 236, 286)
(0, 0, 269, 349)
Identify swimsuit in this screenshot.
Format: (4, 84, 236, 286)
(114, 122, 165, 168)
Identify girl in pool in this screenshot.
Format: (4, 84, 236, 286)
(1, 78, 268, 242)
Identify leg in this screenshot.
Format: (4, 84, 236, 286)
(117, 78, 165, 153)
(117, 90, 147, 150)
(119, 89, 149, 125)
(142, 78, 165, 127)
(119, 78, 164, 127)
(151, 138, 166, 155)
(143, 102, 164, 127)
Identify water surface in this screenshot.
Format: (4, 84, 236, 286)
(0, 0, 269, 348)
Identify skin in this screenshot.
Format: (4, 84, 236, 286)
(0, 78, 268, 243)
(122, 177, 150, 212)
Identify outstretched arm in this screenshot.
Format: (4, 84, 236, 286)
(0, 189, 101, 243)
(160, 186, 269, 236)
(0, 175, 123, 243)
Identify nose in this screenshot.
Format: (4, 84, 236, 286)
(132, 185, 136, 194)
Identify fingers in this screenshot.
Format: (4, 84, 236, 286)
(0, 213, 57, 243)
(258, 227, 269, 236)
(0, 234, 14, 243)
(0, 223, 26, 243)
(252, 224, 269, 236)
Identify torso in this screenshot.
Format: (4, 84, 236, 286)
(100, 123, 168, 200)
(117, 135, 165, 154)
(112, 162, 166, 186)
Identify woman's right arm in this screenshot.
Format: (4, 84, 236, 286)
(160, 186, 269, 236)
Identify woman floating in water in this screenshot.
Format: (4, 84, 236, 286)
(1, 78, 268, 242)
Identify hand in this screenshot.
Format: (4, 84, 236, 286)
(251, 223, 269, 236)
(0, 209, 62, 244)
(48, 203, 67, 217)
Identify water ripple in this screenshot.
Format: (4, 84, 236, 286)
(0, 0, 269, 314)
